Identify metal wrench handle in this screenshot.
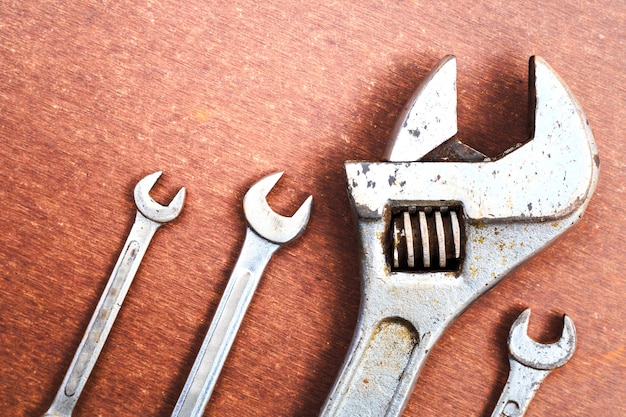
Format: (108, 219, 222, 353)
(171, 228, 279, 417)
(320, 318, 429, 417)
(491, 359, 552, 417)
(43, 212, 161, 417)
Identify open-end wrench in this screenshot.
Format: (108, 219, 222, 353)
(321, 56, 598, 416)
(43, 171, 185, 417)
(171, 171, 312, 417)
(491, 309, 576, 417)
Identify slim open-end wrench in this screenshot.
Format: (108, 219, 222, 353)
(321, 56, 598, 416)
(43, 171, 185, 417)
(491, 309, 576, 417)
(171, 171, 312, 417)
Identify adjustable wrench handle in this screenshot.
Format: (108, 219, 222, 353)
(43, 212, 161, 417)
(320, 317, 429, 417)
(171, 228, 279, 417)
(491, 359, 552, 417)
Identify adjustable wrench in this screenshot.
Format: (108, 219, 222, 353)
(492, 309, 576, 417)
(43, 171, 185, 417)
(172, 171, 312, 417)
(321, 56, 598, 416)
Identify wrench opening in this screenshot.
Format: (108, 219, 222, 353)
(134, 171, 186, 223)
(243, 171, 313, 244)
(508, 309, 576, 370)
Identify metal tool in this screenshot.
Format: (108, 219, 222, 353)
(43, 171, 185, 417)
(320, 56, 599, 416)
(171, 171, 312, 417)
(491, 309, 576, 417)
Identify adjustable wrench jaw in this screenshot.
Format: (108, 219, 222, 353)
(321, 56, 598, 417)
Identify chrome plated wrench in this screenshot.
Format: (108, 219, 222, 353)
(43, 171, 185, 417)
(171, 171, 312, 417)
(492, 309, 576, 417)
(321, 56, 598, 416)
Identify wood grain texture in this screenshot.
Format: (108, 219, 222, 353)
(0, 1, 624, 416)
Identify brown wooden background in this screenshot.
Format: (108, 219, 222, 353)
(1, 1, 624, 416)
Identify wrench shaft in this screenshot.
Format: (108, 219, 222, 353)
(44, 212, 161, 417)
(320, 318, 427, 417)
(491, 359, 552, 417)
(172, 228, 279, 417)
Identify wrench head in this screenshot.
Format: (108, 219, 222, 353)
(509, 309, 576, 370)
(243, 171, 313, 244)
(345, 55, 598, 279)
(347, 56, 599, 221)
(134, 171, 186, 223)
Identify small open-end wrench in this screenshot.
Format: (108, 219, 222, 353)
(43, 171, 185, 417)
(171, 171, 312, 417)
(491, 309, 576, 417)
(321, 56, 598, 416)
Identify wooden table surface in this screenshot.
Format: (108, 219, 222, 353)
(1, 1, 624, 416)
